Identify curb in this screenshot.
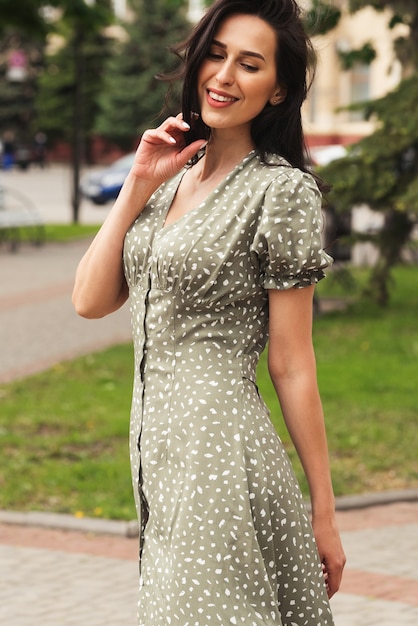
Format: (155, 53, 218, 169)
(333, 488, 418, 511)
(1, 489, 418, 538)
(0, 510, 139, 538)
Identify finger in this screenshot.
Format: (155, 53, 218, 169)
(160, 116, 190, 134)
(141, 117, 190, 144)
(142, 129, 183, 146)
(175, 140, 207, 167)
(326, 568, 344, 599)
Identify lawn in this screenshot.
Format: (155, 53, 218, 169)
(43, 223, 100, 241)
(259, 265, 418, 497)
(0, 264, 417, 520)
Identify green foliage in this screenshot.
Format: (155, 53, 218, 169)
(0, 29, 44, 141)
(323, 75, 418, 214)
(0, 0, 48, 37)
(34, 1, 113, 144)
(0, 0, 114, 149)
(320, 76, 418, 304)
(304, 0, 341, 36)
(309, 0, 418, 306)
(348, 0, 418, 66)
(337, 42, 376, 70)
(94, 0, 190, 147)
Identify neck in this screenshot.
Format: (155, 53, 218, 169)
(197, 129, 254, 182)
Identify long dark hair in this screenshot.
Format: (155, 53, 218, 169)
(166, 0, 317, 178)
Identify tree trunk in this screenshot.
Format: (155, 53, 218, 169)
(364, 209, 414, 306)
(71, 28, 85, 224)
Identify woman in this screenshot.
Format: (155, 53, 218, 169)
(73, 0, 345, 624)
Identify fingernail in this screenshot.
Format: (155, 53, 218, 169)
(169, 137, 177, 144)
(182, 121, 190, 129)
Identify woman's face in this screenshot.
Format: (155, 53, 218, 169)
(197, 13, 282, 138)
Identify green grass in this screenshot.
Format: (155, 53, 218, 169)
(0, 223, 100, 246)
(0, 346, 136, 521)
(259, 264, 418, 496)
(0, 265, 417, 520)
(43, 223, 100, 241)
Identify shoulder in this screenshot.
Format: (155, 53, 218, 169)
(243, 152, 320, 199)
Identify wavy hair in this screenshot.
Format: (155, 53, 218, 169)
(165, 0, 317, 178)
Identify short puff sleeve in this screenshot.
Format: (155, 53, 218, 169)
(251, 168, 333, 290)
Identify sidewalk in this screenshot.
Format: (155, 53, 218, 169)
(1, 214, 417, 624)
(1, 499, 417, 625)
(0, 238, 131, 383)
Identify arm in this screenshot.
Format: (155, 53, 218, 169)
(72, 117, 206, 319)
(267, 285, 346, 597)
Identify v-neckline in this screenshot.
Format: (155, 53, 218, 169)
(159, 150, 256, 233)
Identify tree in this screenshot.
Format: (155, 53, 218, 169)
(34, 0, 114, 222)
(312, 1, 418, 306)
(0, 0, 48, 37)
(0, 31, 44, 146)
(0, 0, 114, 222)
(0, 1, 49, 152)
(94, 0, 190, 149)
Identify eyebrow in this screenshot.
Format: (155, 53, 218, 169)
(211, 39, 266, 62)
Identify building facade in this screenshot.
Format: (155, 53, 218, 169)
(304, 0, 406, 148)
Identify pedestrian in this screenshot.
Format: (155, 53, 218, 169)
(2, 131, 15, 170)
(72, 0, 346, 624)
(34, 131, 47, 168)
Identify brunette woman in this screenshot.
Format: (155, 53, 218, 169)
(73, 1, 345, 623)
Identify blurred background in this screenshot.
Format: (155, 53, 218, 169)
(0, 0, 417, 534)
(0, 3, 417, 624)
(1, 0, 417, 283)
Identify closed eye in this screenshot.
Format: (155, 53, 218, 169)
(207, 51, 224, 61)
(241, 63, 258, 72)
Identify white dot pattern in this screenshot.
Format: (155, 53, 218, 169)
(123, 151, 334, 625)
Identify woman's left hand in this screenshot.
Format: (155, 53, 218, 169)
(312, 515, 346, 598)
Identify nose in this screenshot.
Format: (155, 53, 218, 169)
(215, 60, 235, 86)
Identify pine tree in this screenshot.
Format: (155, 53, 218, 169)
(94, 0, 190, 149)
(0, 30, 44, 147)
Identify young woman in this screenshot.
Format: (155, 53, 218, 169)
(73, 1, 345, 624)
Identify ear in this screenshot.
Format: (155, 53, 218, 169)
(269, 88, 286, 106)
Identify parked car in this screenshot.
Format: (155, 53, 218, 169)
(80, 152, 136, 205)
(308, 144, 347, 167)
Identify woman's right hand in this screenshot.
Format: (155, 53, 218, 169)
(73, 116, 206, 320)
(131, 116, 206, 187)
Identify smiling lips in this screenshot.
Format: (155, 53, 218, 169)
(207, 89, 238, 106)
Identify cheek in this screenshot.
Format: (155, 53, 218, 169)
(248, 83, 273, 109)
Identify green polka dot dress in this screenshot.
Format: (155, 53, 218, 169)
(123, 151, 335, 625)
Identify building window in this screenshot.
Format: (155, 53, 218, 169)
(307, 79, 318, 124)
(350, 63, 370, 121)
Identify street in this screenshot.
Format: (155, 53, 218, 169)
(0, 162, 113, 225)
(0, 163, 132, 383)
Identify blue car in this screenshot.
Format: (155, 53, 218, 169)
(80, 152, 135, 205)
